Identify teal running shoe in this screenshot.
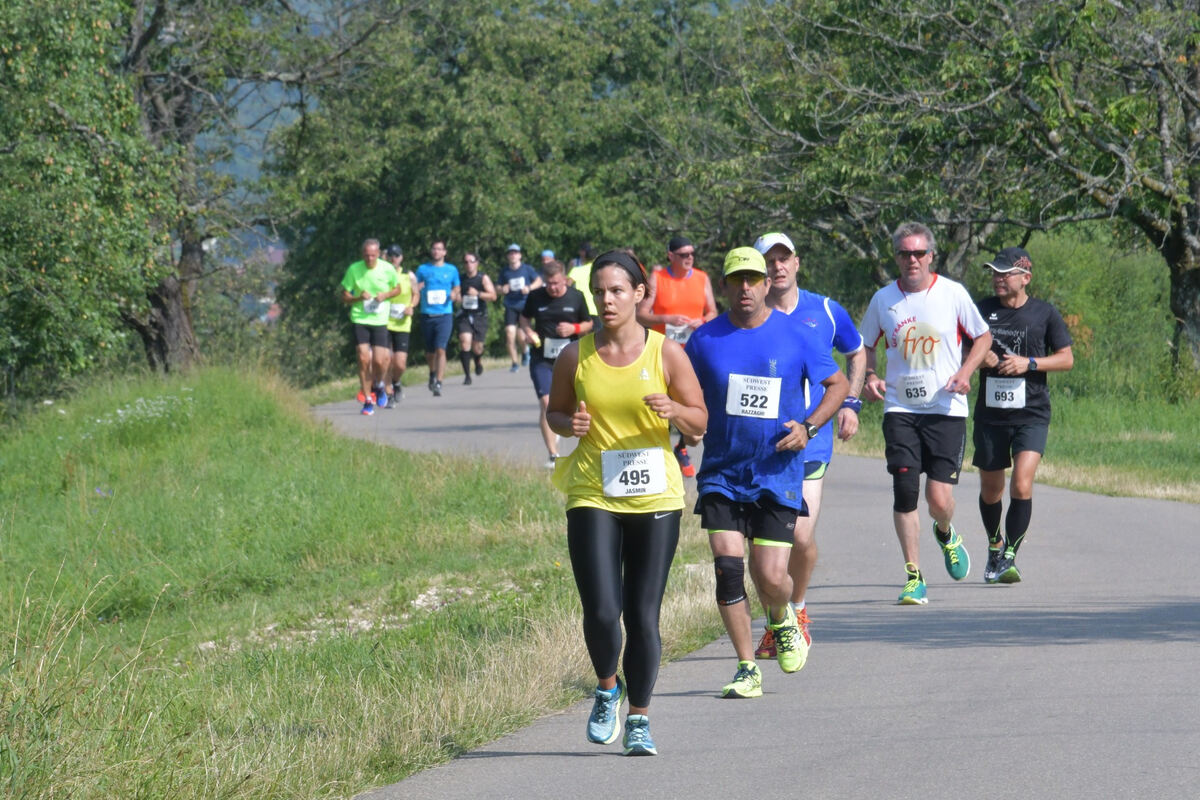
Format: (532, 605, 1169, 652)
(586, 678, 625, 744)
(721, 661, 763, 698)
(997, 547, 1022, 583)
(622, 714, 657, 756)
(769, 605, 809, 673)
(934, 522, 970, 580)
(898, 562, 928, 605)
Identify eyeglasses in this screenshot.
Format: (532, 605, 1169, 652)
(896, 249, 931, 259)
(727, 272, 765, 285)
(671, 250, 696, 259)
(464, 258, 477, 264)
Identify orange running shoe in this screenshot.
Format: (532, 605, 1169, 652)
(754, 627, 776, 659)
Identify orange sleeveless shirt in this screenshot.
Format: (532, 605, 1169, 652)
(650, 267, 708, 333)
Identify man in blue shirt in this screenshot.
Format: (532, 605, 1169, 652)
(684, 247, 848, 699)
(415, 239, 461, 397)
(497, 244, 542, 372)
(750, 232, 867, 663)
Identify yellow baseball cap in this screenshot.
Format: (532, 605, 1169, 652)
(722, 246, 767, 276)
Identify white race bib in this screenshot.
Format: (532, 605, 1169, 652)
(543, 336, 569, 359)
(508, 277, 526, 292)
(425, 289, 447, 306)
(462, 295, 479, 310)
(664, 323, 692, 344)
(388, 303, 407, 319)
(897, 371, 938, 406)
(725, 373, 782, 419)
(601, 448, 667, 497)
(985, 376, 1026, 409)
(362, 298, 381, 315)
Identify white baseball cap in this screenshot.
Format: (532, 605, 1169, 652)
(752, 232, 795, 255)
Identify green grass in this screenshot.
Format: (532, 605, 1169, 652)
(0, 367, 717, 799)
(3, 363, 1194, 800)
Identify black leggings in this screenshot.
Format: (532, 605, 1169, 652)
(566, 506, 680, 709)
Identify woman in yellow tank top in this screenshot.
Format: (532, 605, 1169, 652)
(546, 249, 706, 756)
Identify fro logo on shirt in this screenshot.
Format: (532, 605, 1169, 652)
(898, 321, 943, 368)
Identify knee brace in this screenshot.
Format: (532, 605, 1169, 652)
(713, 555, 747, 606)
(892, 467, 920, 513)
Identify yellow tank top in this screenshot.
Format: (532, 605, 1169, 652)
(386, 270, 414, 333)
(552, 329, 684, 512)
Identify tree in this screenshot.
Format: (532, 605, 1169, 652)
(0, 0, 173, 394)
(113, 0, 410, 372)
(699, 0, 1200, 372)
(271, 0, 735, 362)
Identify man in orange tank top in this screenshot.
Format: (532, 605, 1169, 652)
(637, 235, 718, 477)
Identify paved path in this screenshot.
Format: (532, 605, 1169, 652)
(315, 366, 1199, 800)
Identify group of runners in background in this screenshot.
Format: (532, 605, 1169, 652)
(339, 221, 1074, 757)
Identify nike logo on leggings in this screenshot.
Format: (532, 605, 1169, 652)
(654, 512, 673, 520)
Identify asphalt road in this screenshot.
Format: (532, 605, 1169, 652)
(314, 365, 1199, 800)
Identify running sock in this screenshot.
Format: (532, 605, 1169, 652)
(933, 524, 951, 544)
(791, 600, 806, 614)
(474, 354, 483, 368)
(1005, 497, 1033, 554)
(980, 496, 1004, 548)
(460, 352, 472, 374)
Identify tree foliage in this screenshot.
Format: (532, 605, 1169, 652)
(271, 0, 735, 344)
(0, 0, 173, 392)
(689, 0, 1200, 369)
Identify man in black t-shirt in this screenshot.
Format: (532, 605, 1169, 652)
(973, 247, 1074, 583)
(520, 260, 593, 467)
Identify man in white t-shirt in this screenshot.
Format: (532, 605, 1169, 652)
(859, 222, 992, 605)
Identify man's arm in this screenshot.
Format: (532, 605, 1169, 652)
(836, 348, 867, 440)
(777, 371, 849, 451)
(862, 346, 886, 402)
(947, 331, 992, 394)
(478, 275, 498, 303)
(699, 274, 719, 325)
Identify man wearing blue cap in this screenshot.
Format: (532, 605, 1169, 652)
(498, 243, 541, 372)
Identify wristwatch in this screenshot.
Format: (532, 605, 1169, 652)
(1028, 358, 1038, 372)
(803, 420, 819, 440)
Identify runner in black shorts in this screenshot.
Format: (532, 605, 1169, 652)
(684, 246, 848, 697)
(455, 252, 496, 384)
(859, 222, 993, 604)
(520, 260, 592, 467)
(972, 247, 1074, 584)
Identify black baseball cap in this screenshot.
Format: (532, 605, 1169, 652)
(667, 236, 693, 253)
(984, 247, 1033, 274)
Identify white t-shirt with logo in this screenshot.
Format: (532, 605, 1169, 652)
(859, 275, 989, 417)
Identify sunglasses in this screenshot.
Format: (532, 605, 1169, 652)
(672, 250, 696, 258)
(896, 249, 931, 259)
(726, 272, 765, 285)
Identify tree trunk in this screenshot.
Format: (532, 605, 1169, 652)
(1169, 254, 1200, 372)
(124, 272, 201, 373)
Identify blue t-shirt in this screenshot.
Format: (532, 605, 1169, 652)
(415, 263, 460, 315)
(778, 290, 863, 464)
(497, 263, 540, 310)
(685, 310, 840, 511)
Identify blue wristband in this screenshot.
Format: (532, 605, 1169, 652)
(841, 396, 863, 414)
